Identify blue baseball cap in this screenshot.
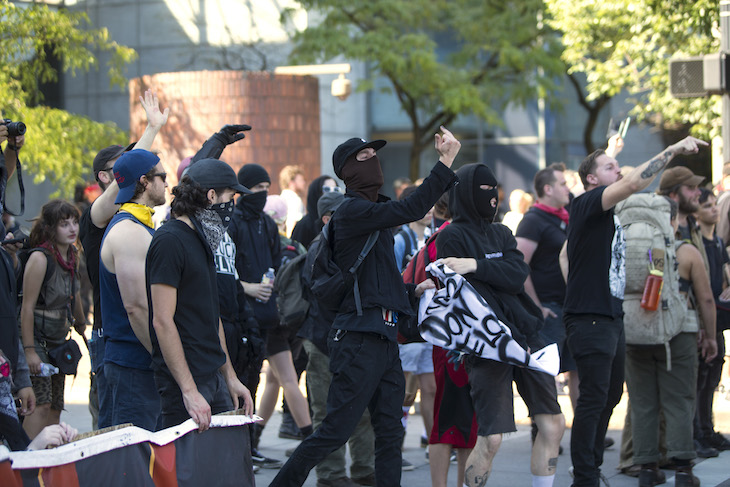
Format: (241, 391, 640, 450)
(113, 149, 161, 204)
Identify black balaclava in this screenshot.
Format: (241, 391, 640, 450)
(340, 153, 384, 202)
(473, 164, 499, 222)
(237, 164, 270, 214)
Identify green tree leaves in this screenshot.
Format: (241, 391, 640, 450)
(0, 0, 136, 196)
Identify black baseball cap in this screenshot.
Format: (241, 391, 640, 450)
(186, 158, 252, 194)
(332, 137, 386, 179)
(93, 142, 136, 179)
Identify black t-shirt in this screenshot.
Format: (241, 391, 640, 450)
(703, 234, 729, 300)
(79, 206, 106, 330)
(515, 207, 567, 303)
(146, 219, 225, 379)
(564, 187, 626, 318)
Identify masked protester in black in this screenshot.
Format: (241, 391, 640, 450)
(291, 175, 339, 249)
(270, 129, 460, 487)
(435, 163, 565, 486)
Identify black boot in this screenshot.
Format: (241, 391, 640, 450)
(278, 411, 304, 440)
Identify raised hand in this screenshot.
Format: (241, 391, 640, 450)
(139, 90, 169, 129)
(219, 124, 252, 145)
(434, 126, 461, 168)
(671, 136, 708, 155)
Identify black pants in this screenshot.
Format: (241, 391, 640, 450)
(566, 314, 625, 487)
(695, 331, 726, 439)
(270, 330, 405, 487)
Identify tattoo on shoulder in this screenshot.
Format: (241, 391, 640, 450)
(465, 465, 490, 487)
(640, 150, 673, 179)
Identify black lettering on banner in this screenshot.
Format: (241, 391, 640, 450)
(420, 267, 531, 367)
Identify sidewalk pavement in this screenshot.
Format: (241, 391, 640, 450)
(61, 333, 730, 486)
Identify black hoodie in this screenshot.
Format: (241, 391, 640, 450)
(291, 175, 333, 248)
(436, 163, 544, 350)
(228, 194, 282, 329)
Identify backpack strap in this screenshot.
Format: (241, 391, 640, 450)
(350, 231, 380, 316)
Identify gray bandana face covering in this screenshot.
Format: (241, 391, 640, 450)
(195, 208, 226, 253)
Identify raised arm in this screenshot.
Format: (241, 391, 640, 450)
(90, 90, 168, 228)
(601, 136, 707, 211)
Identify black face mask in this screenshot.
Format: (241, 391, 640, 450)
(243, 190, 268, 214)
(341, 154, 384, 202)
(211, 199, 234, 229)
(473, 165, 499, 222)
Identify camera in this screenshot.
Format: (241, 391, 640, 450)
(1, 119, 26, 137)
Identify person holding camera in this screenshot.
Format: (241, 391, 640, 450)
(0, 122, 35, 428)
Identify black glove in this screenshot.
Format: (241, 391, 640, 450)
(191, 124, 252, 163)
(218, 124, 252, 145)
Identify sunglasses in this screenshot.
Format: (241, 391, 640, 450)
(152, 172, 167, 183)
(322, 186, 343, 194)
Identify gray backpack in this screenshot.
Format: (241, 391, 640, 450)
(616, 194, 687, 367)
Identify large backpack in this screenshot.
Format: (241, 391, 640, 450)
(615, 194, 686, 364)
(397, 225, 446, 343)
(310, 221, 379, 316)
(274, 249, 310, 329)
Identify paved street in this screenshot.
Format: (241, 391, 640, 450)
(61, 333, 730, 486)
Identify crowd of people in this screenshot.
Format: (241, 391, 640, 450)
(0, 91, 728, 487)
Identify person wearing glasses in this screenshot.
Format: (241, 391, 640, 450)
(79, 90, 168, 430)
(98, 149, 168, 430)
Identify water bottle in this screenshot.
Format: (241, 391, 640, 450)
(34, 362, 60, 377)
(640, 270, 663, 311)
(256, 268, 275, 303)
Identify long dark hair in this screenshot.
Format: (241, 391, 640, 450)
(29, 199, 80, 248)
(170, 176, 223, 218)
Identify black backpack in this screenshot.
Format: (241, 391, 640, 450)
(274, 249, 310, 329)
(310, 221, 379, 316)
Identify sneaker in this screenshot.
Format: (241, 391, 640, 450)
(450, 451, 457, 463)
(708, 431, 730, 451)
(253, 465, 260, 474)
(694, 438, 719, 458)
(352, 473, 375, 486)
(420, 435, 429, 448)
(251, 448, 283, 469)
(401, 458, 415, 471)
(316, 477, 360, 487)
(604, 437, 615, 449)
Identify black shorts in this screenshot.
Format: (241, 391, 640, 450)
(265, 326, 304, 359)
(466, 357, 561, 436)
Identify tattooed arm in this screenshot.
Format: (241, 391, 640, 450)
(601, 136, 707, 211)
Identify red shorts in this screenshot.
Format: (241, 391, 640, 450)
(429, 346, 478, 448)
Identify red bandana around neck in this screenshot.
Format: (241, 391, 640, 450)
(534, 202, 569, 226)
(39, 241, 76, 279)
